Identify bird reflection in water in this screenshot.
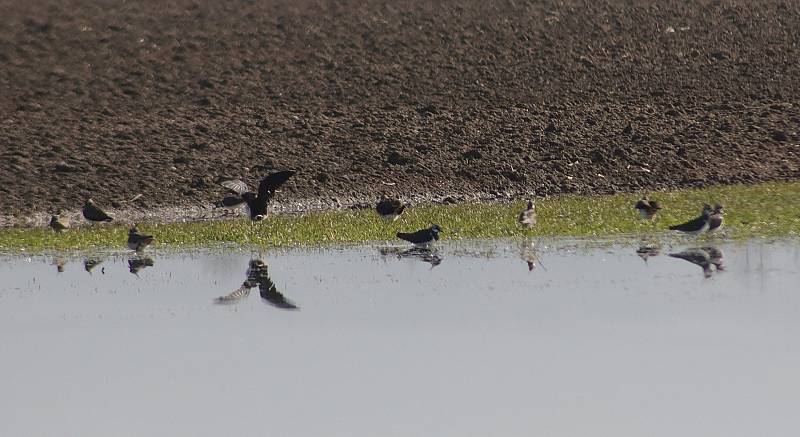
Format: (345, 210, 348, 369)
(379, 247, 443, 268)
(668, 246, 725, 278)
(636, 244, 660, 263)
(519, 238, 542, 272)
(53, 258, 66, 273)
(84, 258, 104, 274)
(128, 256, 155, 275)
(215, 259, 299, 310)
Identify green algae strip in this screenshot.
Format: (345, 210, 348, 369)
(1, 181, 798, 251)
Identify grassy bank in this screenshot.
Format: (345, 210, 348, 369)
(1, 181, 798, 251)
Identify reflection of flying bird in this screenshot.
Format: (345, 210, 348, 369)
(518, 200, 536, 228)
(216, 170, 295, 221)
(128, 257, 155, 275)
(635, 195, 662, 219)
(376, 197, 405, 221)
(708, 204, 724, 232)
(83, 199, 113, 222)
(668, 204, 712, 235)
(669, 248, 713, 278)
(397, 225, 441, 247)
(127, 227, 155, 251)
(215, 259, 299, 310)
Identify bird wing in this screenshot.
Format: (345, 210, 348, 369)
(219, 179, 250, 195)
(258, 281, 299, 310)
(215, 196, 246, 208)
(214, 283, 252, 304)
(83, 203, 113, 221)
(396, 229, 429, 244)
(376, 198, 403, 215)
(257, 171, 295, 200)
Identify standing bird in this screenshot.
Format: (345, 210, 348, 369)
(217, 170, 295, 221)
(708, 204, 724, 232)
(396, 224, 442, 248)
(518, 200, 536, 228)
(83, 199, 113, 222)
(127, 227, 155, 251)
(376, 197, 405, 221)
(668, 204, 712, 235)
(634, 195, 662, 219)
(49, 211, 70, 232)
(669, 248, 713, 278)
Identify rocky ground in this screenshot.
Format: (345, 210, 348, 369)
(1, 0, 798, 226)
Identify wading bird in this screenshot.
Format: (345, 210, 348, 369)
(668, 204, 712, 235)
(397, 225, 442, 248)
(518, 200, 536, 228)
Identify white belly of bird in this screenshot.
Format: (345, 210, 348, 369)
(381, 213, 400, 221)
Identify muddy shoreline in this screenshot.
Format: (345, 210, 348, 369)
(1, 0, 798, 227)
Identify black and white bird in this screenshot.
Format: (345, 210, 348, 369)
(376, 197, 405, 221)
(215, 259, 299, 310)
(216, 170, 295, 221)
(669, 248, 713, 278)
(396, 224, 442, 247)
(708, 204, 724, 232)
(668, 204, 712, 235)
(127, 227, 154, 251)
(635, 195, 662, 219)
(83, 199, 113, 222)
(518, 200, 536, 228)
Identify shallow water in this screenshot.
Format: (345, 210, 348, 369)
(1, 238, 799, 437)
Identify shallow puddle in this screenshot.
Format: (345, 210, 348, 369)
(1, 238, 799, 437)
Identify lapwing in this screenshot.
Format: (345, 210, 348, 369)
(669, 248, 713, 278)
(215, 259, 299, 310)
(83, 199, 113, 222)
(708, 204, 724, 232)
(668, 204, 712, 235)
(49, 211, 70, 232)
(376, 197, 405, 221)
(128, 257, 154, 275)
(217, 170, 295, 221)
(700, 246, 725, 271)
(635, 195, 662, 219)
(520, 238, 539, 271)
(127, 227, 154, 251)
(84, 258, 103, 274)
(397, 224, 442, 248)
(518, 200, 536, 228)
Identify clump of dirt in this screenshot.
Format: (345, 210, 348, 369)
(1, 0, 798, 226)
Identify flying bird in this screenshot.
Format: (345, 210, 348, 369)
(127, 227, 155, 251)
(396, 224, 442, 247)
(635, 195, 662, 219)
(217, 170, 295, 221)
(668, 204, 712, 235)
(708, 204, 724, 232)
(83, 199, 113, 222)
(376, 197, 405, 221)
(518, 200, 536, 228)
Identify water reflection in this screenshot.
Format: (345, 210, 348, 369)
(519, 238, 541, 271)
(53, 258, 65, 273)
(84, 258, 104, 274)
(128, 256, 155, 275)
(215, 259, 299, 310)
(636, 244, 660, 263)
(379, 247, 443, 268)
(668, 246, 725, 278)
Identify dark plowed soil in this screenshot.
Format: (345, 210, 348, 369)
(1, 0, 799, 224)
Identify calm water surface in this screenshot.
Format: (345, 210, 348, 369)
(1, 238, 799, 437)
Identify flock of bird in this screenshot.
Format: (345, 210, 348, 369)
(47, 171, 726, 254)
